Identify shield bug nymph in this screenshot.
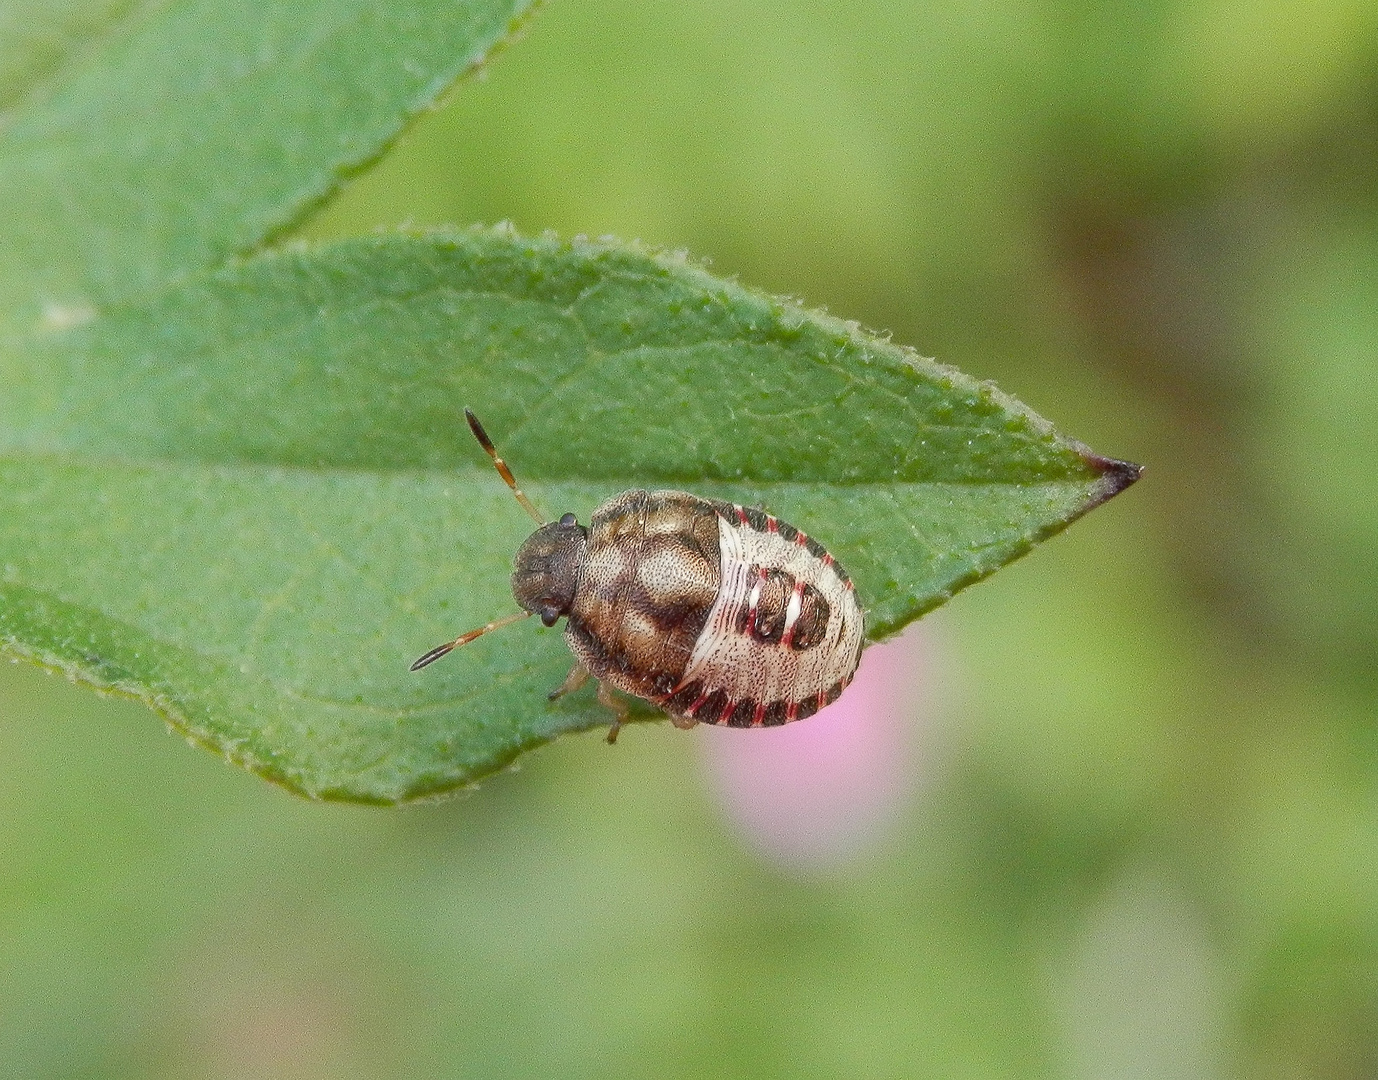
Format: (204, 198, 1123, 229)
(412, 410, 866, 743)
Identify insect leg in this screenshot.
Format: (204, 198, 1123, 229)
(596, 680, 630, 745)
(547, 663, 590, 701)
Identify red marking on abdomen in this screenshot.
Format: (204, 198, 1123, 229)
(795, 530, 809, 546)
(685, 692, 709, 717)
(821, 552, 834, 566)
(752, 701, 766, 727)
(735, 505, 749, 526)
(786, 701, 800, 722)
(766, 516, 778, 533)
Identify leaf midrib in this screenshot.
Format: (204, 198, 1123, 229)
(0, 449, 1095, 491)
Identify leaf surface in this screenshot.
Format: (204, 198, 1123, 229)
(0, 231, 1138, 801)
(0, 0, 536, 328)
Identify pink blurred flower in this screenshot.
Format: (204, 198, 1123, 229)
(699, 621, 947, 869)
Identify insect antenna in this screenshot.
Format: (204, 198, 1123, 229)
(466, 407, 545, 525)
(410, 610, 533, 671)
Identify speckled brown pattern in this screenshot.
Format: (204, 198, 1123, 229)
(564, 490, 721, 701)
(562, 490, 867, 729)
(560, 488, 864, 730)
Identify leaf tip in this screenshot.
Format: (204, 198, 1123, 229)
(1082, 452, 1144, 509)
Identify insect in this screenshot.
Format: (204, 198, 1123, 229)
(412, 410, 865, 743)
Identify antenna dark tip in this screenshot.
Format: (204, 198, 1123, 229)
(463, 408, 545, 525)
(465, 407, 496, 455)
(410, 610, 534, 672)
(410, 643, 456, 671)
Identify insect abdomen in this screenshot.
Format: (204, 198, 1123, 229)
(663, 499, 863, 727)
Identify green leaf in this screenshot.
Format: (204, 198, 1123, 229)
(0, 229, 1138, 802)
(0, 1, 139, 109)
(0, 0, 536, 329)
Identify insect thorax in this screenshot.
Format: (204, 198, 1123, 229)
(563, 490, 722, 700)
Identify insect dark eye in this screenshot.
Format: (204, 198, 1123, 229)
(540, 607, 560, 627)
(559, 512, 576, 526)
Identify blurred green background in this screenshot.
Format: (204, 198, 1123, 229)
(4, 0, 1378, 1075)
